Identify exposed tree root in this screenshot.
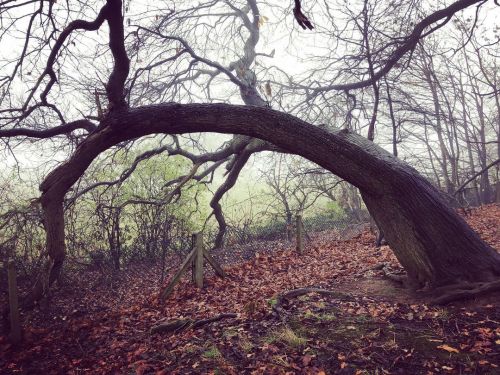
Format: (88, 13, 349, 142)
(360, 264, 500, 305)
(371, 263, 386, 271)
(272, 288, 355, 321)
(150, 313, 237, 335)
(430, 279, 500, 305)
(360, 262, 387, 275)
(381, 265, 407, 285)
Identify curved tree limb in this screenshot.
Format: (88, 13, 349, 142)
(67, 134, 250, 205)
(210, 144, 256, 249)
(117, 162, 201, 208)
(162, 159, 228, 190)
(66, 145, 172, 205)
(0, 119, 96, 138)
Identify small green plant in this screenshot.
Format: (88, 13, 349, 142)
(302, 309, 337, 321)
(266, 327, 307, 348)
(239, 337, 253, 353)
(303, 309, 316, 319)
(203, 346, 222, 359)
(272, 355, 290, 367)
(318, 312, 337, 321)
(280, 327, 307, 347)
(313, 301, 326, 309)
(222, 328, 239, 339)
(267, 297, 278, 307)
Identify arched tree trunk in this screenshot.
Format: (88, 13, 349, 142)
(31, 103, 500, 303)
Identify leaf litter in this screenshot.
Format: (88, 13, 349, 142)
(0, 204, 499, 374)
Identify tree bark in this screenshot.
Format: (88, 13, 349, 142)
(35, 103, 500, 302)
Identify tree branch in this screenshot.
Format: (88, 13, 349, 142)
(313, 0, 485, 92)
(454, 159, 500, 195)
(25, 4, 109, 108)
(0, 120, 96, 139)
(105, 0, 130, 109)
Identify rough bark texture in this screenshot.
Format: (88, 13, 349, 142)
(35, 103, 500, 304)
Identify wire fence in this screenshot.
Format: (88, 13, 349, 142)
(207, 209, 372, 266)
(221, 209, 370, 245)
(0, 206, 373, 289)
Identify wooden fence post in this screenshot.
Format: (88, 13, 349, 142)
(193, 233, 204, 288)
(159, 247, 197, 300)
(159, 233, 225, 302)
(296, 215, 303, 255)
(7, 261, 22, 345)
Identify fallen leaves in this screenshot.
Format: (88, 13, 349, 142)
(0, 204, 498, 374)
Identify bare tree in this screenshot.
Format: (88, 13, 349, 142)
(0, 0, 499, 307)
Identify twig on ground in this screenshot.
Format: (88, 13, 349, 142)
(272, 287, 355, 321)
(150, 312, 237, 334)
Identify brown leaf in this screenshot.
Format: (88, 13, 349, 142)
(302, 354, 313, 367)
(437, 344, 459, 353)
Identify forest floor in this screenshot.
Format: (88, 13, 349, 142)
(1, 205, 499, 375)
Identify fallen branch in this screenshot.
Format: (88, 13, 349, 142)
(272, 288, 354, 321)
(150, 313, 237, 335)
(158, 246, 197, 301)
(430, 279, 500, 305)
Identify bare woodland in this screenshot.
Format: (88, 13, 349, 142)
(0, 0, 500, 368)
